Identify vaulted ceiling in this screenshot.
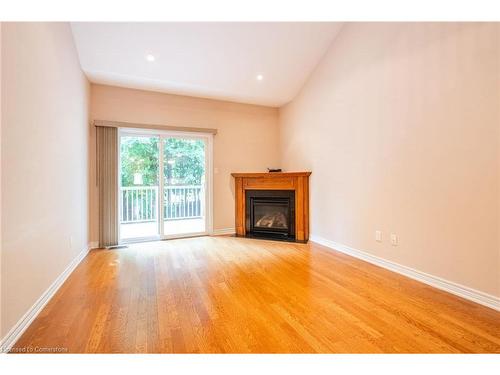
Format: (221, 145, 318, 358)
(71, 22, 342, 106)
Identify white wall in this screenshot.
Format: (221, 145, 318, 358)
(89, 84, 279, 242)
(279, 23, 500, 297)
(1, 23, 90, 339)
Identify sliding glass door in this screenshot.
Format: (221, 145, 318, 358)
(119, 130, 210, 242)
(162, 137, 206, 236)
(119, 134, 160, 240)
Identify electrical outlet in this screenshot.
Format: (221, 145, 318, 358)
(390, 233, 398, 246)
(375, 230, 382, 242)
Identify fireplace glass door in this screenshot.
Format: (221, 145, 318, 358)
(246, 190, 295, 240)
(253, 199, 290, 232)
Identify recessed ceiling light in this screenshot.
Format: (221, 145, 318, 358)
(146, 54, 155, 62)
(256, 74, 264, 81)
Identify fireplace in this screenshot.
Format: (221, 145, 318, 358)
(232, 172, 310, 242)
(245, 190, 295, 241)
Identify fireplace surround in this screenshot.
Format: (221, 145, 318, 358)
(231, 172, 311, 242)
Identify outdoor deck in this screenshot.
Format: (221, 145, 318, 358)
(120, 185, 205, 239)
(120, 218, 205, 239)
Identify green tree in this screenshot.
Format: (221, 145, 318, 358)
(164, 138, 205, 186)
(120, 136, 205, 187)
(120, 136, 159, 186)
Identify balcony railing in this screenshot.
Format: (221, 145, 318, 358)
(120, 185, 203, 223)
(164, 185, 203, 220)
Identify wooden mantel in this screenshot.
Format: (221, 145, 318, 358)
(231, 172, 311, 242)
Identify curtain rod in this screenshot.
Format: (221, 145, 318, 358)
(93, 120, 218, 135)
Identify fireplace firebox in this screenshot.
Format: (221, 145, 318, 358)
(245, 190, 295, 241)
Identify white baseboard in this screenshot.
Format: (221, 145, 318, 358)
(0, 245, 91, 353)
(310, 235, 500, 312)
(89, 241, 99, 249)
(211, 227, 236, 236)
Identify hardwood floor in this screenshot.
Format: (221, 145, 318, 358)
(12, 236, 500, 353)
